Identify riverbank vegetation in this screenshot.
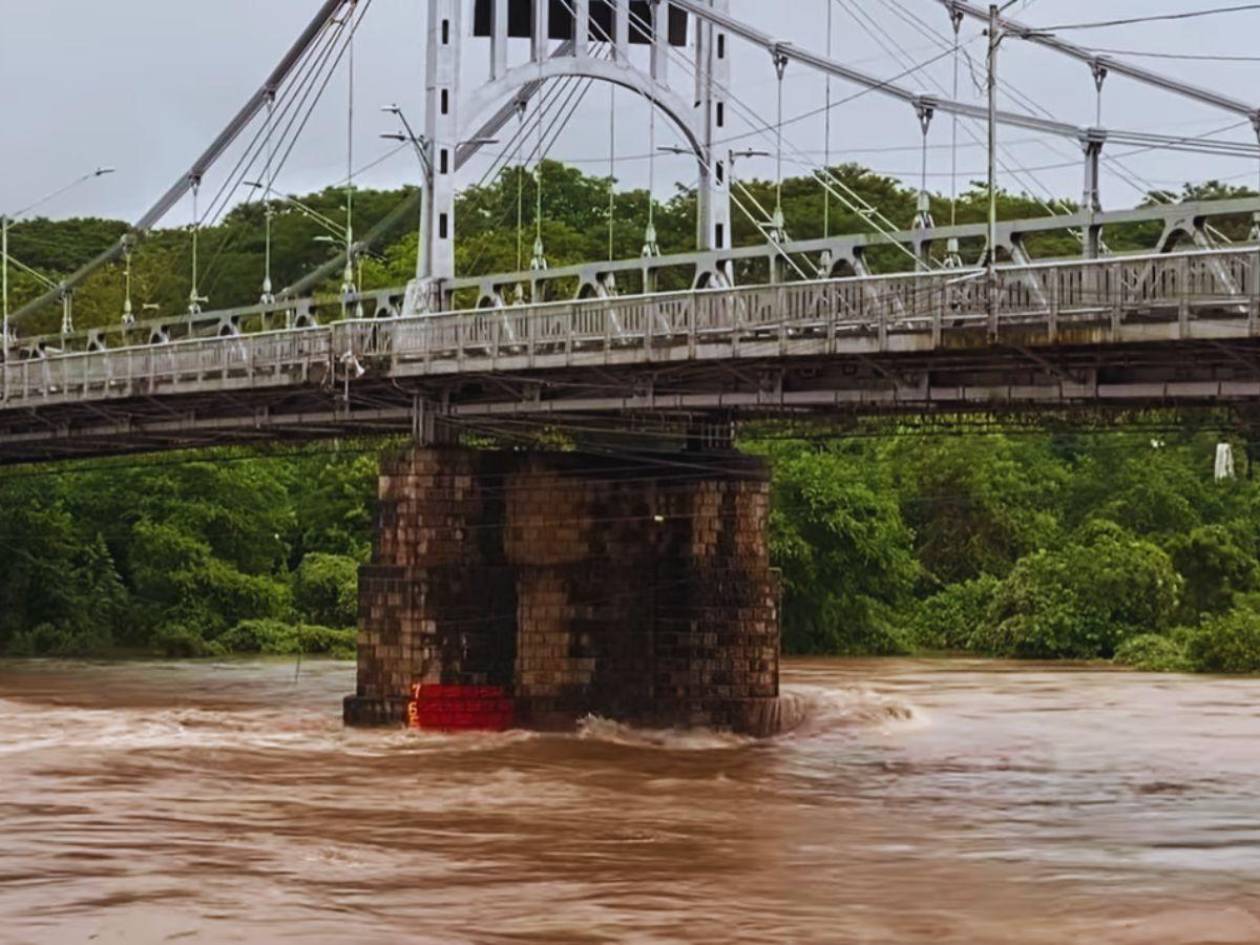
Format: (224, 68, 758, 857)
(750, 423, 1260, 674)
(5, 423, 1260, 674)
(4, 163, 1260, 672)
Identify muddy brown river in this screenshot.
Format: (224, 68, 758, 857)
(2, 658, 1259, 944)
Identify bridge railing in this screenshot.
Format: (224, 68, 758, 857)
(0, 327, 333, 407)
(3, 248, 1258, 408)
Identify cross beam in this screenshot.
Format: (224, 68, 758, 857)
(668, 0, 1083, 139)
(941, 0, 1260, 129)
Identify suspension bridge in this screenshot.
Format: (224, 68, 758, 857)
(5, 0, 1260, 732)
(3, 1, 1260, 464)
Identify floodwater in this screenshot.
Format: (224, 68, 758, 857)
(2, 659, 1259, 945)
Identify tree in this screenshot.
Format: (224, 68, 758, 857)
(886, 433, 1064, 586)
(292, 553, 360, 628)
(1169, 525, 1260, 623)
(985, 520, 1182, 659)
(749, 439, 918, 654)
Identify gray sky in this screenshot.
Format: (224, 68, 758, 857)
(3, 0, 1260, 229)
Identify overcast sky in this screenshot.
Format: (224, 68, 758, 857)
(3, 0, 1259, 229)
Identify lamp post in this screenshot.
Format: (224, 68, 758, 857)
(2, 167, 115, 363)
(382, 105, 432, 303)
(382, 103, 496, 305)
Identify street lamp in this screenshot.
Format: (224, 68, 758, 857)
(728, 148, 771, 193)
(381, 102, 496, 294)
(3, 167, 116, 361)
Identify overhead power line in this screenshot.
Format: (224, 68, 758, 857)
(1039, 4, 1260, 32)
(1080, 46, 1260, 63)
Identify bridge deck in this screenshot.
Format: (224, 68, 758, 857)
(3, 247, 1260, 464)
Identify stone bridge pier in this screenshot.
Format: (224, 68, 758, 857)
(343, 447, 797, 736)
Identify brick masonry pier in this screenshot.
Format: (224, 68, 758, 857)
(343, 447, 798, 736)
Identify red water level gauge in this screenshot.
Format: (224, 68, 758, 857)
(407, 684, 516, 732)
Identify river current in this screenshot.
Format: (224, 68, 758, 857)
(1, 658, 1259, 944)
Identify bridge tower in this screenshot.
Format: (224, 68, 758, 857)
(411, 0, 734, 311)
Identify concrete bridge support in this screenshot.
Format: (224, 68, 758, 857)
(343, 447, 794, 735)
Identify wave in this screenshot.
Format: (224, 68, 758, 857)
(0, 685, 923, 758)
(574, 715, 756, 751)
(569, 686, 922, 750)
(780, 684, 924, 739)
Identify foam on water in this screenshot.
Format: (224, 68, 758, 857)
(781, 684, 925, 738)
(0, 680, 923, 762)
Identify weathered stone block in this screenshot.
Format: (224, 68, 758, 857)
(343, 448, 789, 735)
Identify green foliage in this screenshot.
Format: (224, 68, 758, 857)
(1114, 633, 1195, 673)
(219, 619, 355, 660)
(749, 439, 917, 655)
(1169, 525, 1260, 623)
(292, 553, 360, 628)
(983, 521, 1182, 659)
(5, 623, 114, 658)
(887, 434, 1063, 584)
(1187, 607, 1260, 674)
(910, 575, 1002, 652)
(288, 453, 378, 561)
(152, 623, 226, 659)
(0, 447, 374, 659)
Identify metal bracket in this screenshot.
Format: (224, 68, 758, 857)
(1090, 59, 1109, 94)
(771, 44, 790, 80)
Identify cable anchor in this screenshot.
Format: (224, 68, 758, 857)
(1090, 59, 1109, 127)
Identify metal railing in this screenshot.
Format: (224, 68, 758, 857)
(3, 248, 1257, 409)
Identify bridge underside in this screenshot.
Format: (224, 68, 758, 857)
(3, 337, 1260, 464)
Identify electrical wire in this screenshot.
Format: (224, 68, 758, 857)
(621, 2, 939, 269)
(1039, 5, 1260, 32)
(1079, 46, 1260, 63)
(196, 8, 368, 294)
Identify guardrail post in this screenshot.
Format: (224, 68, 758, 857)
(567, 302, 576, 364)
(932, 281, 943, 348)
(1250, 248, 1260, 335)
(878, 288, 889, 353)
(687, 293, 697, 360)
(1049, 267, 1060, 344)
(645, 298, 657, 363)
(778, 284, 788, 356)
(1178, 255, 1191, 338)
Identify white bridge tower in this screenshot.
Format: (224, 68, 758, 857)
(411, 0, 733, 311)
